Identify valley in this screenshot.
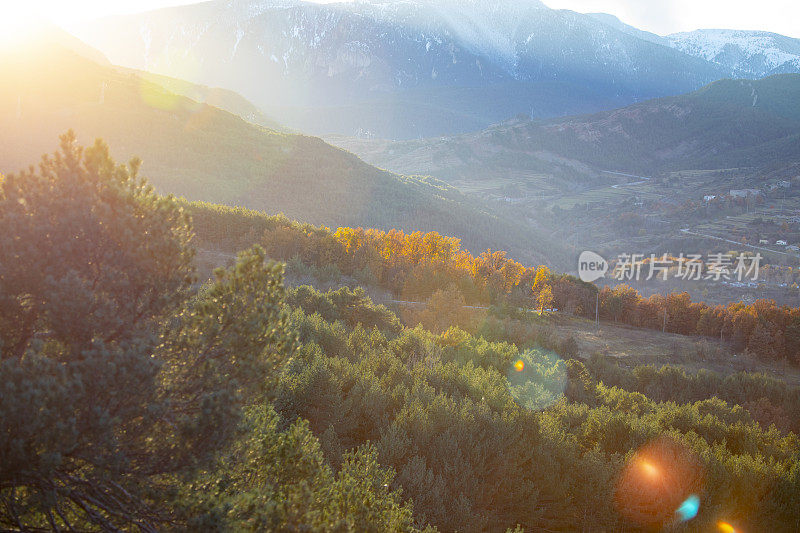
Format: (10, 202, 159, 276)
(329, 74, 800, 306)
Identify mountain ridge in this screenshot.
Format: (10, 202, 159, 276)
(667, 29, 800, 78)
(330, 73, 800, 181)
(74, 0, 734, 139)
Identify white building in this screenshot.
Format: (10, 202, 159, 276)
(730, 189, 761, 198)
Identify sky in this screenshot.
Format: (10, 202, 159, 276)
(2, 0, 800, 38)
(543, 0, 800, 38)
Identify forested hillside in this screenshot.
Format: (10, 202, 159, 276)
(191, 201, 800, 365)
(0, 41, 567, 267)
(3, 137, 800, 531)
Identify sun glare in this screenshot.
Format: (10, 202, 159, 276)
(0, 5, 39, 46)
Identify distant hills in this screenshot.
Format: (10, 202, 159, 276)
(73, 0, 752, 139)
(332, 74, 800, 180)
(0, 39, 568, 266)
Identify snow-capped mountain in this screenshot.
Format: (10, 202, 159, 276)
(667, 30, 800, 79)
(74, 0, 787, 139)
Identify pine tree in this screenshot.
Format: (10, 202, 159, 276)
(0, 133, 296, 530)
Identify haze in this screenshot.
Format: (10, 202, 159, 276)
(3, 0, 799, 38)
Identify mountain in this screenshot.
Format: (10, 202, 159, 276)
(667, 29, 800, 79)
(0, 39, 568, 267)
(331, 74, 800, 179)
(519, 74, 800, 174)
(325, 116, 605, 197)
(5, 22, 113, 65)
(586, 13, 667, 46)
(579, 16, 800, 81)
(74, 0, 729, 139)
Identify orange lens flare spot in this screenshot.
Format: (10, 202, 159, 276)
(638, 459, 660, 479)
(514, 360, 525, 372)
(614, 437, 706, 529)
(717, 522, 735, 533)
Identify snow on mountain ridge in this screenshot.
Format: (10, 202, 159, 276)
(667, 29, 800, 77)
(340, 0, 549, 70)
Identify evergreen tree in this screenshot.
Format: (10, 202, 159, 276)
(0, 134, 296, 530)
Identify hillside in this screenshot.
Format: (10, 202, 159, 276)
(26, 23, 287, 132)
(0, 40, 568, 267)
(514, 74, 800, 174)
(333, 74, 800, 180)
(74, 0, 730, 138)
(119, 67, 288, 132)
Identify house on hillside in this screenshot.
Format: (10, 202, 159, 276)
(704, 195, 717, 203)
(770, 181, 792, 191)
(730, 189, 762, 198)
(759, 239, 770, 245)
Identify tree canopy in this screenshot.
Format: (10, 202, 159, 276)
(4, 136, 800, 531)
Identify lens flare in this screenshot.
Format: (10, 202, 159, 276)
(614, 437, 705, 529)
(639, 459, 660, 480)
(506, 349, 567, 411)
(717, 522, 735, 533)
(675, 494, 700, 522)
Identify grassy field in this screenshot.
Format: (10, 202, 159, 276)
(541, 313, 800, 385)
(549, 181, 664, 209)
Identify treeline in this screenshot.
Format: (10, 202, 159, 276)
(597, 285, 800, 363)
(190, 201, 558, 306)
(191, 202, 800, 365)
